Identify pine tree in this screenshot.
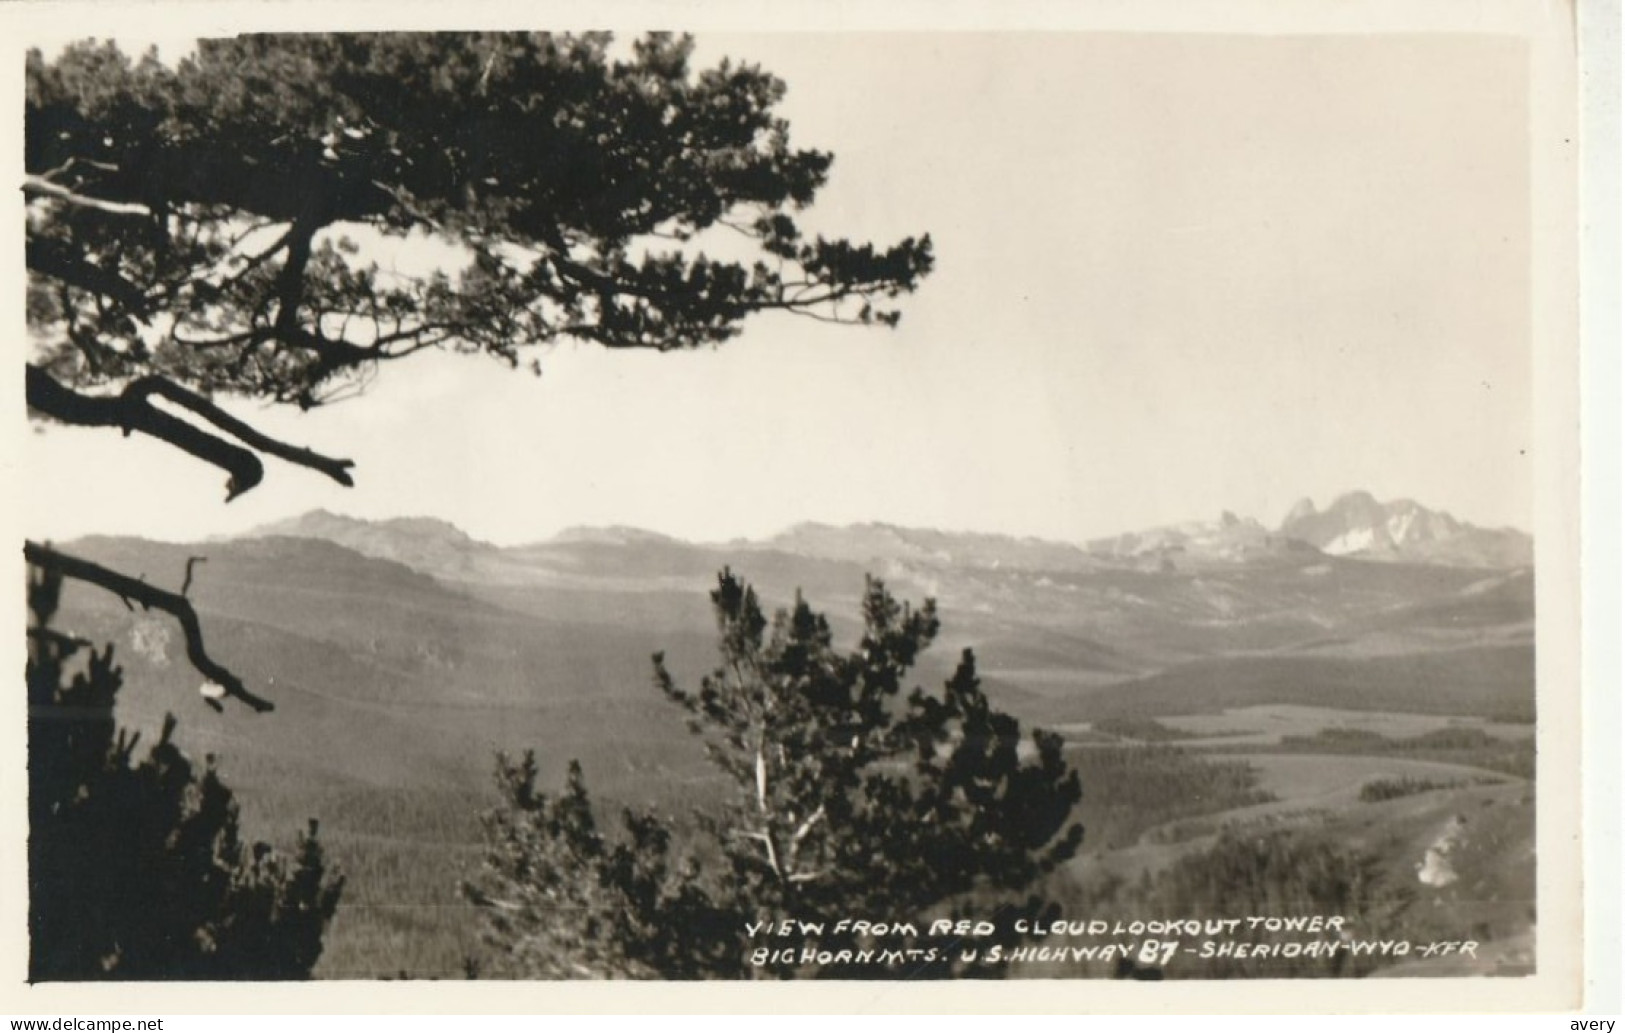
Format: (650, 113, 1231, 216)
(26, 31, 934, 713)
(464, 569, 1083, 978)
(26, 567, 345, 981)
(464, 754, 737, 979)
(26, 33, 931, 502)
(25, 32, 934, 977)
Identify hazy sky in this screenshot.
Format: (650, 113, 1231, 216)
(21, 31, 1534, 546)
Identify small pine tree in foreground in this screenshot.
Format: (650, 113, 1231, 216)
(464, 569, 1084, 978)
(27, 567, 345, 981)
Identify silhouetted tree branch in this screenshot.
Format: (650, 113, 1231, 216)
(23, 541, 272, 713)
(26, 365, 354, 500)
(28, 568, 342, 978)
(24, 32, 932, 715)
(181, 556, 207, 598)
(26, 34, 933, 430)
(23, 173, 154, 217)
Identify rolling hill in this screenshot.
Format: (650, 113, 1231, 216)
(37, 494, 1536, 978)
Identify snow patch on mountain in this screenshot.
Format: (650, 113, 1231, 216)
(1386, 510, 1416, 546)
(1322, 527, 1378, 556)
(1280, 493, 1528, 568)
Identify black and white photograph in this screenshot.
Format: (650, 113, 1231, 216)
(5, 0, 1602, 1014)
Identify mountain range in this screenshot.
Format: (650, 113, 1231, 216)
(48, 490, 1537, 788)
(1084, 492, 1529, 570)
(1278, 491, 1531, 568)
(244, 490, 1530, 576)
(212, 489, 1536, 707)
(44, 489, 1537, 978)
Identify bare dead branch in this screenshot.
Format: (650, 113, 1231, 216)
(25, 365, 355, 499)
(24, 540, 274, 713)
(126, 376, 356, 490)
(181, 556, 207, 598)
(28, 363, 265, 498)
(732, 827, 784, 879)
(33, 157, 120, 182)
(23, 175, 153, 217)
(788, 804, 826, 853)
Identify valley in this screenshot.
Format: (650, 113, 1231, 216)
(42, 493, 1537, 979)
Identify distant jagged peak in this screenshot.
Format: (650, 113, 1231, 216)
(762, 520, 1098, 571)
(244, 507, 368, 539)
(1282, 496, 1318, 526)
(1331, 489, 1381, 507)
(774, 519, 922, 538)
(1284, 491, 1464, 533)
(770, 520, 938, 550)
(1323, 490, 1389, 523)
(246, 506, 346, 534)
(384, 515, 482, 540)
(1279, 491, 1529, 568)
(546, 525, 682, 546)
(247, 508, 482, 545)
(1084, 509, 1286, 570)
(772, 519, 1081, 549)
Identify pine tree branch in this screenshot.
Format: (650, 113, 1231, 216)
(23, 174, 153, 217)
(733, 828, 784, 880)
(181, 556, 207, 598)
(25, 365, 355, 499)
(787, 804, 825, 853)
(23, 540, 274, 713)
(26, 236, 153, 314)
(28, 363, 264, 497)
(127, 375, 356, 490)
